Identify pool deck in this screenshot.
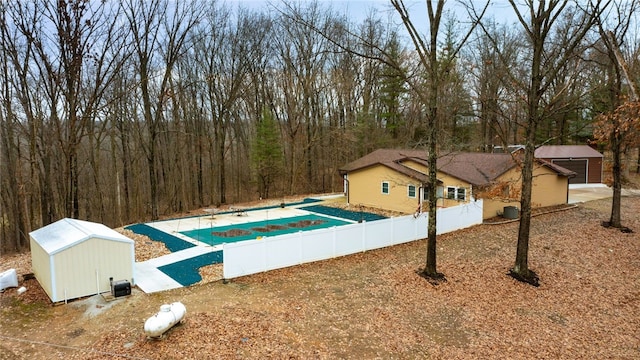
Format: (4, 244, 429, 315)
(145, 207, 319, 246)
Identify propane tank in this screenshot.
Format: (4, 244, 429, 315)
(144, 302, 186, 339)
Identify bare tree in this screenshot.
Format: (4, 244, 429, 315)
(466, 22, 525, 151)
(123, 0, 200, 220)
(34, 0, 126, 220)
(0, 1, 40, 251)
(506, 0, 605, 285)
(272, 3, 335, 194)
(591, 0, 639, 230)
(0, 0, 129, 249)
(390, 0, 488, 282)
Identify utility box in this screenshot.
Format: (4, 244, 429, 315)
(111, 278, 131, 297)
(503, 206, 519, 219)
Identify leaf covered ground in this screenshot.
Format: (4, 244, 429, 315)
(1, 196, 639, 359)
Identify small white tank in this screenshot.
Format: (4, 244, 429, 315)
(144, 302, 186, 339)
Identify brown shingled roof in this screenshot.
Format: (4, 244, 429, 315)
(536, 159, 577, 177)
(340, 149, 576, 186)
(338, 149, 430, 183)
(437, 153, 516, 186)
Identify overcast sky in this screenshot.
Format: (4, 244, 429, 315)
(219, 0, 527, 46)
(228, 0, 521, 27)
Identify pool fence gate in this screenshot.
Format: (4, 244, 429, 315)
(223, 199, 483, 279)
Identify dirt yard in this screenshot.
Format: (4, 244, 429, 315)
(1, 196, 639, 359)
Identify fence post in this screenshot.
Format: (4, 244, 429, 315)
(332, 227, 337, 258)
(390, 217, 395, 245)
(264, 238, 268, 272)
(362, 221, 367, 251)
(299, 231, 303, 264)
(331, 226, 336, 259)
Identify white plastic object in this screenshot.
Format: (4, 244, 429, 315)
(144, 302, 186, 338)
(0, 269, 18, 291)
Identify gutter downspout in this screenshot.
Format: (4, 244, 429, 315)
(343, 175, 349, 205)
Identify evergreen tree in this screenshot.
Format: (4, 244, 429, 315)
(252, 108, 284, 199)
(379, 33, 406, 140)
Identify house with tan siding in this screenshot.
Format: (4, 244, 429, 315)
(339, 149, 575, 219)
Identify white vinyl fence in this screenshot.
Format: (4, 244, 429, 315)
(223, 199, 483, 279)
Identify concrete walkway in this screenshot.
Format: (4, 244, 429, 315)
(568, 184, 640, 204)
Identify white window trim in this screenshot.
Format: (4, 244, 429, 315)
(446, 186, 467, 201)
(407, 184, 416, 198)
(456, 187, 466, 201)
(423, 186, 445, 200)
(381, 181, 390, 195)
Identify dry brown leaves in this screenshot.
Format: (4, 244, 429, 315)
(117, 228, 171, 262)
(198, 263, 223, 284)
(1, 196, 639, 359)
(325, 201, 407, 218)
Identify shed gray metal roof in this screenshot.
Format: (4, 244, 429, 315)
(535, 145, 603, 159)
(29, 218, 133, 255)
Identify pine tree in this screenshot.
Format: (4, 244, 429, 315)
(252, 108, 284, 199)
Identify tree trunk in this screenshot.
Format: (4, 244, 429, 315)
(418, 0, 446, 283)
(148, 140, 159, 220)
(510, 65, 541, 285)
(511, 140, 538, 285)
(608, 133, 623, 227)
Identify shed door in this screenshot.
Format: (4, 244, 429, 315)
(553, 159, 587, 184)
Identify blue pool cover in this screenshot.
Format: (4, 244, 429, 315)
(158, 251, 223, 286)
(125, 223, 195, 252)
(180, 214, 350, 246)
(300, 205, 387, 222)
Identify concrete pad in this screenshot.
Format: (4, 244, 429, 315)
(568, 185, 613, 204)
(70, 291, 134, 318)
(568, 184, 640, 204)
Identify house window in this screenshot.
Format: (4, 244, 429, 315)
(381, 181, 389, 194)
(423, 186, 444, 200)
(457, 188, 466, 201)
(447, 186, 467, 201)
(408, 185, 416, 198)
(447, 187, 456, 199)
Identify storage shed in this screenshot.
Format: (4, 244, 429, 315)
(29, 218, 135, 303)
(535, 145, 603, 184)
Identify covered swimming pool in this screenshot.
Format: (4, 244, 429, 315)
(179, 214, 350, 246)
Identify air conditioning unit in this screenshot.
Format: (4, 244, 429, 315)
(110, 277, 131, 297)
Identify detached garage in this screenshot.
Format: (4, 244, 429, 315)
(535, 145, 603, 184)
(29, 218, 135, 303)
